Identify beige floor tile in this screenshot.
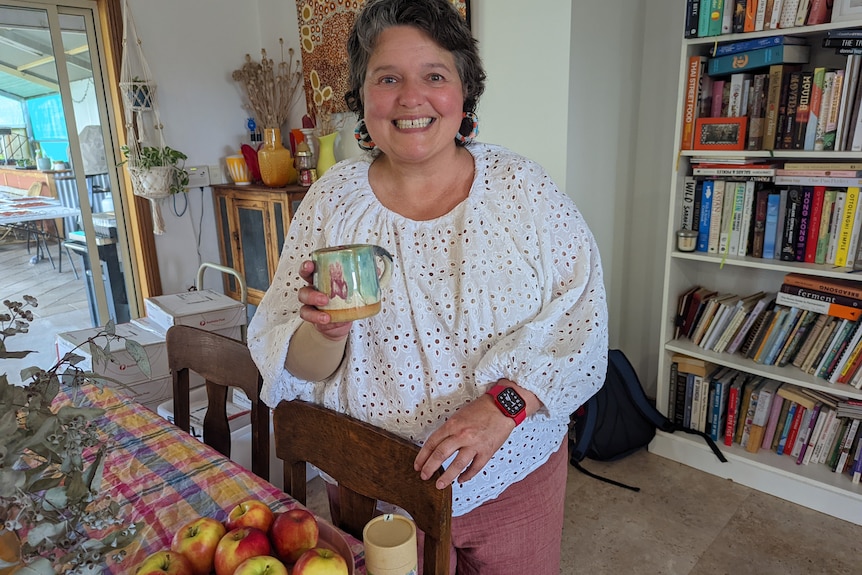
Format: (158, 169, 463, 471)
(562, 449, 749, 575)
(690, 490, 862, 575)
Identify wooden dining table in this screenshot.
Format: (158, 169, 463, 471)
(54, 383, 365, 574)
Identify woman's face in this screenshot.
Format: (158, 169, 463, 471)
(361, 25, 465, 165)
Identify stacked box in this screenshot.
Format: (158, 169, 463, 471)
(55, 323, 171, 410)
(142, 289, 245, 341)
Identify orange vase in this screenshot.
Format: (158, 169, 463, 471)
(257, 128, 297, 186)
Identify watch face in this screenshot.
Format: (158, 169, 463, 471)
(497, 387, 525, 415)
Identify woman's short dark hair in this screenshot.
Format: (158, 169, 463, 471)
(345, 0, 486, 118)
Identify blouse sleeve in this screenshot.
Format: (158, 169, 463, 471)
(472, 165, 609, 420)
(246, 188, 325, 408)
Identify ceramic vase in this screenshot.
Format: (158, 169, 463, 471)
(225, 155, 251, 185)
(316, 131, 338, 177)
(257, 128, 297, 186)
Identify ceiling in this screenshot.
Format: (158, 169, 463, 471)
(0, 6, 93, 102)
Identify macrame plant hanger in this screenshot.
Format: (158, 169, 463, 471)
(119, 0, 172, 234)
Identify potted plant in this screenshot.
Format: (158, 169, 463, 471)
(120, 144, 190, 198)
(0, 296, 146, 574)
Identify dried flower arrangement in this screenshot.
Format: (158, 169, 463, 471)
(232, 39, 303, 129)
(0, 296, 145, 574)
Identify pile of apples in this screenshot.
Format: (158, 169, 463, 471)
(135, 499, 349, 575)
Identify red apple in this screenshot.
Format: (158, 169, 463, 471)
(232, 555, 290, 575)
(213, 527, 272, 575)
(292, 547, 349, 575)
(170, 516, 227, 575)
(226, 499, 275, 532)
(135, 550, 194, 575)
(270, 508, 319, 563)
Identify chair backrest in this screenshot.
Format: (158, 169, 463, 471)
(166, 324, 269, 481)
(273, 400, 452, 575)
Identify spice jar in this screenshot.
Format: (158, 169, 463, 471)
(295, 143, 315, 187)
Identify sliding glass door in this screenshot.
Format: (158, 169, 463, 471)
(0, 0, 133, 327)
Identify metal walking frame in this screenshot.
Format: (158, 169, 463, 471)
(195, 262, 248, 343)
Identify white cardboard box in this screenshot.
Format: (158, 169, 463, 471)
(55, 322, 170, 385)
(143, 290, 245, 338)
(157, 386, 250, 436)
(132, 315, 242, 342)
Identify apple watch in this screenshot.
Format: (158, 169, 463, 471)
(486, 384, 527, 426)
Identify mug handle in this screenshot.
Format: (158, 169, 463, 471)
(373, 246, 394, 288)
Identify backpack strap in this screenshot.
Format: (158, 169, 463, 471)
(570, 397, 598, 462)
(608, 350, 728, 464)
(570, 459, 641, 492)
(668, 423, 729, 463)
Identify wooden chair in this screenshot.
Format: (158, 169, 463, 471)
(273, 400, 452, 575)
(167, 325, 269, 481)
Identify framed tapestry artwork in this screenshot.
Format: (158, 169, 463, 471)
(295, 0, 470, 119)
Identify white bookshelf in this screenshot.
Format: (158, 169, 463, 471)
(651, 10, 862, 527)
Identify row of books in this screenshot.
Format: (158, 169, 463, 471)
(670, 355, 862, 484)
(681, 175, 862, 268)
(676, 273, 862, 388)
(685, 0, 833, 38)
(681, 47, 862, 153)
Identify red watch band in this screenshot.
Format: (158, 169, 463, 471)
(487, 384, 527, 426)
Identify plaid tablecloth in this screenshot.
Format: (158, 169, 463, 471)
(56, 384, 365, 574)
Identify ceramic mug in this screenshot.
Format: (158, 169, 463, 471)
(362, 514, 418, 575)
(312, 244, 393, 322)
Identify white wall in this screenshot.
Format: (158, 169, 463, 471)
(128, 0, 681, 395)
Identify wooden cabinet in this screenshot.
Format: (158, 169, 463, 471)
(212, 184, 306, 306)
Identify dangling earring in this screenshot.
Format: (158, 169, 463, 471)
(354, 118, 376, 151)
(455, 111, 479, 145)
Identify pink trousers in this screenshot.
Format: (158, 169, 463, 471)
(329, 438, 568, 575)
(439, 438, 568, 575)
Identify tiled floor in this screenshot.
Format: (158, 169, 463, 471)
(0, 236, 90, 380)
(5, 235, 862, 574)
(304, 426, 862, 574)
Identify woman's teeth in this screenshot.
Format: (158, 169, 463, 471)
(395, 118, 432, 129)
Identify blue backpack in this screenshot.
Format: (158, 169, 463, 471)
(569, 349, 726, 491)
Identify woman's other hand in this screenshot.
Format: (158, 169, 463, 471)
(297, 260, 352, 341)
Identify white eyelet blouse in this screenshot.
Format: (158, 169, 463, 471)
(247, 142, 609, 516)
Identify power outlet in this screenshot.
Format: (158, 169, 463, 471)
(186, 165, 210, 188)
(208, 164, 224, 185)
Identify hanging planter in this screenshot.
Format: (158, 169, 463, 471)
(119, 0, 188, 234)
(121, 145, 189, 234)
(119, 76, 155, 111)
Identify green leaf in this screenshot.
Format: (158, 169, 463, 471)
(14, 557, 54, 575)
(26, 520, 66, 546)
(55, 405, 104, 423)
(0, 469, 26, 496)
(42, 485, 68, 509)
(124, 340, 151, 378)
(0, 408, 18, 437)
(82, 445, 106, 491)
